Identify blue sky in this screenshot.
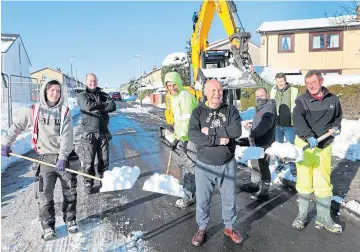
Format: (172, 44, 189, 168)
(1, 1, 351, 87)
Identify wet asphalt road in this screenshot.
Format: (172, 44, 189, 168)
(2, 101, 360, 252)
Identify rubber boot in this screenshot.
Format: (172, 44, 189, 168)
(314, 197, 342, 234)
(292, 193, 311, 230)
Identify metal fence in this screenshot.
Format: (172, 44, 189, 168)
(1, 73, 41, 128)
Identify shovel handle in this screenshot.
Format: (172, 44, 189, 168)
(303, 131, 336, 151)
(166, 150, 172, 175)
(9, 153, 102, 182)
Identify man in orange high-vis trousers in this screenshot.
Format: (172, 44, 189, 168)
(292, 70, 343, 234)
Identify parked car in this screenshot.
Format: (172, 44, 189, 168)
(111, 92, 122, 101)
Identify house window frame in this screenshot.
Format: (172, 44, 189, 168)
(309, 31, 343, 52)
(319, 69, 342, 75)
(278, 34, 295, 53)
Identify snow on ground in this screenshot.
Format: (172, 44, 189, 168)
(119, 105, 152, 114)
(1, 97, 81, 172)
(100, 166, 140, 193)
(157, 103, 166, 109)
(333, 119, 360, 161)
(143, 173, 185, 198)
(346, 200, 360, 216)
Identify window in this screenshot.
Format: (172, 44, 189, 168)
(278, 34, 294, 53)
(42, 74, 47, 81)
(310, 31, 343, 51)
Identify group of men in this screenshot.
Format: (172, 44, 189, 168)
(1, 73, 116, 240)
(1, 67, 343, 244)
(164, 68, 343, 247)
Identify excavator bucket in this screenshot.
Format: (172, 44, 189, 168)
(194, 31, 258, 91)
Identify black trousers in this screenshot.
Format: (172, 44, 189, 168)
(35, 154, 77, 229)
(81, 132, 110, 187)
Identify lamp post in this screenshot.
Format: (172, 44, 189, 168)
(70, 56, 76, 97)
(134, 55, 142, 106)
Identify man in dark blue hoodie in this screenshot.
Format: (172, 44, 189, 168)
(188, 79, 243, 246)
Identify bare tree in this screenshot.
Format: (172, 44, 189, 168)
(325, 1, 360, 25)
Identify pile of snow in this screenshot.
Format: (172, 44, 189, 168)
(345, 200, 360, 215)
(333, 119, 360, 161)
(119, 106, 152, 114)
(143, 173, 185, 197)
(100, 166, 140, 193)
(141, 96, 151, 104)
(162, 52, 188, 67)
(265, 142, 304, 162)
(257, 66, 360, 86)
(157, 103, 166, 109)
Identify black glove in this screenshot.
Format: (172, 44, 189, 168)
(170, 139, 179, 150)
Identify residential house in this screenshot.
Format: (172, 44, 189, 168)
(1, 33, 32, 104)
(137, 67, 163, 88)
(207, 38, 261, 66)
(31, 67, 84, 100)
(256, 15, 360, 75)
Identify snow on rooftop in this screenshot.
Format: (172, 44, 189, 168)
(257, 15, 360, 33)
(1, 40, 15, 53)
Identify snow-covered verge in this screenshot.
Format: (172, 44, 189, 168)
(1, 97, 81, 172)
(332, 196, 360, 218)
(333, 119, 360, 161)
(119, 104, 153, 114)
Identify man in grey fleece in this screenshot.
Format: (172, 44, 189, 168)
(1, 79, 77, 241)
(188, 79, 243, 246)
(244, 87, 277, 200)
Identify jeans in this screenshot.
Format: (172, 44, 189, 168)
(276, 126, 295, 170)
(195, 158, 237, 230)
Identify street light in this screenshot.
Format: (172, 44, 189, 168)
(134, 55, 142, 79)
(70, 56, 76, 97)
(134, 55, 142, 106)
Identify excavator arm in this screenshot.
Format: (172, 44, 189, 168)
(191, 0, 253, 88)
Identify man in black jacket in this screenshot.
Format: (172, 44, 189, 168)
(77, 73, 116, 194)
(292, 70, 342, 234)
(188, 80, 243, 246)
(244, 88, 277, 201)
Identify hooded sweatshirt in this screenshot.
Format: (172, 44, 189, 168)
(2, 79, 73, 160)
(188, 102, 242, 166)
(164, 72, 198, 142)
(250, 99, 277, 148)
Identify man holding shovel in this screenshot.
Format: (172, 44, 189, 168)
(1, 79, 78, 240)
(164, 71, 198, 208)
(244, 88, 277, 201)
(292, 70, 343, 234)
(250, 67, 298, 175)
(188, 79, 243, 246)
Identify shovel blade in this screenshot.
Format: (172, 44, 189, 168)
(142, 173, 185, 198)
(99, 166, 140, 193)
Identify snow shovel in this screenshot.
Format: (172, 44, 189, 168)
(9, 153, 140, 193)
(265, 131, 337, 163)
(142, 150, 185, 198)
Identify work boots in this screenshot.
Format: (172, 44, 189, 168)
(250, 181, 270, 201)
(314, 197, 342, 234)
(66, 220, 79, 233)
(292, 193, 311, 230)
(42, 227, 56, 241)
